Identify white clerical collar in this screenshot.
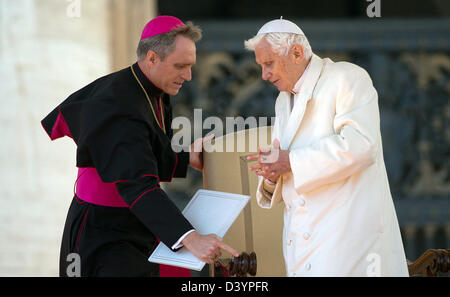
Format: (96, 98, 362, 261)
(290, 59, 312, 96)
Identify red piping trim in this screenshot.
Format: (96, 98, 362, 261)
(141, 174, 160, 179)
(169, 153, 178, 181)
(112, 174, 160, 184)
(76, 207, 89, 253)
(74, 195, 86, 204)
(155, 97, 163, 128)
(129, 186, 160, 209)
(112, 179, 129, 184)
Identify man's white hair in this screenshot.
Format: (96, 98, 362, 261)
(244, 32, 313, 60)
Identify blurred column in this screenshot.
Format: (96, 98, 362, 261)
(109, 0, 156, 71)
(402, 224, 417, 261)
(423, 224, 437, 251)
(0, 0, 112, 276)
(446, 225, 450, 250)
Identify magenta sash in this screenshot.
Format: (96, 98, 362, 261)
(76, 167, 128, 207)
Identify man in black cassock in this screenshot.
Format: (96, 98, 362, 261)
(41, 15, 238, 277)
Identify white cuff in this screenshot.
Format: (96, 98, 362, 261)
(171, 229, 196, 250)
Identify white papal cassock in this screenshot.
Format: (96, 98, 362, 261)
(256, 54, 409, 277)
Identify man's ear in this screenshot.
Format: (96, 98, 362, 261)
(145, 50, 159, 68)
(290, 44, 304, 64)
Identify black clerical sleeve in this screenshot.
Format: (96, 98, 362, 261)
(173, 151, 190, 179)
(115, 177, 193, 249)
(163, 93, 190, 179)
(80, 98, 193, 250)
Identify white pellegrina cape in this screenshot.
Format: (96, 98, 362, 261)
(256, 54, 409, 277)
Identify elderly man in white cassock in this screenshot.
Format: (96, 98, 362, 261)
(245, 18, 409, 277)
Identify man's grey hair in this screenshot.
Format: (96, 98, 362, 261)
(244, 32, 313, 60)
(136, 21, 202, 61)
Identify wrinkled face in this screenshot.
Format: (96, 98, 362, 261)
(149, 35, 196, 95)
(254, 38, 301, 92)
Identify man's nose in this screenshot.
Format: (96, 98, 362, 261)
(182, 68, 192, 81)
(261, 68, 271, 81)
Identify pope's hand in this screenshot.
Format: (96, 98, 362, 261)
(248, 139, 291, 182)
(189, 134, 215, 171)
(182, 231, 239, 264)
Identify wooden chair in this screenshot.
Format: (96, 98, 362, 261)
(407, 249, 450, 276)
(211, 252, 257, 277)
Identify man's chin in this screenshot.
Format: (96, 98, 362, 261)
(167, 89, 180, 96)
(273, 85, 285, 92)
(271, 82, 286, 92)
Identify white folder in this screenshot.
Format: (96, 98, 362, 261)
(148, 189, 250, 271)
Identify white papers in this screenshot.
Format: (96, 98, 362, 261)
(148, 189, 250, 271)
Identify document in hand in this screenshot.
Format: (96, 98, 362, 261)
(148, 189, 250, 271)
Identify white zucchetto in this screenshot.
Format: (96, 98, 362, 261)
(257, 16, 305, 36)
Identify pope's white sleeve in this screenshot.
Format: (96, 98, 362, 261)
(255, 112, 284, 209)
(256, 176, 283, 209)
(289, 68, 379, 194)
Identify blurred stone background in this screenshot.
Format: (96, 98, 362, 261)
(0, 0, 448, 276)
